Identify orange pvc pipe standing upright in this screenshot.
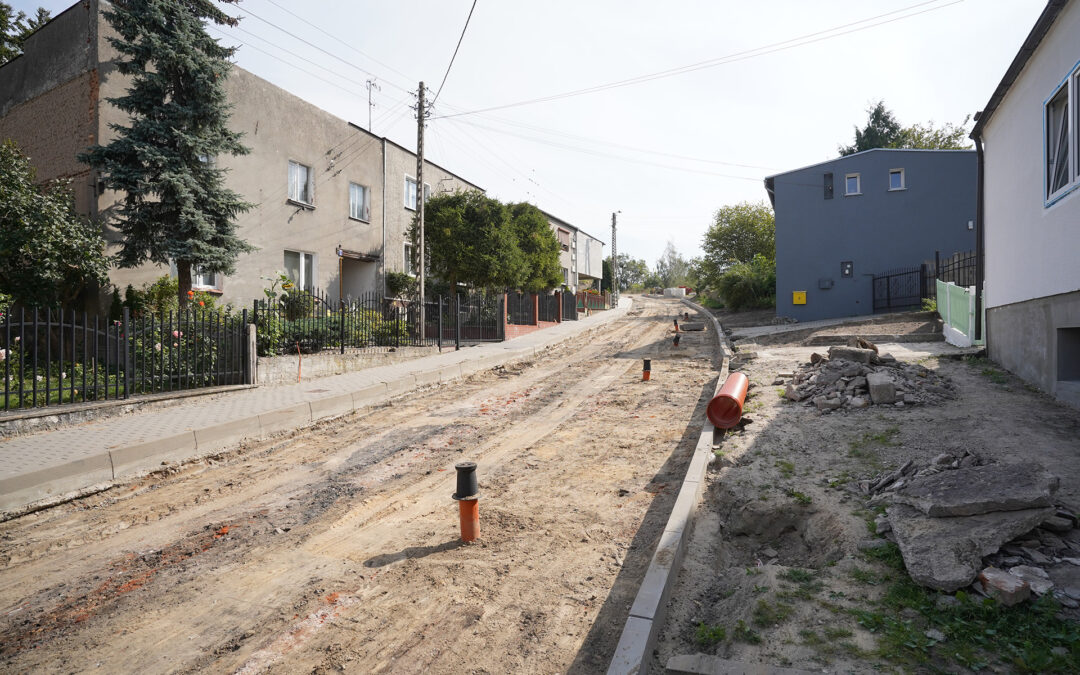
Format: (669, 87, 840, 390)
(458, 499, 479, 542)
(707, 372, 750, 429)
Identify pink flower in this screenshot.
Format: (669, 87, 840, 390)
(173, 342, 178, 348)
(172, 330, 179, 337)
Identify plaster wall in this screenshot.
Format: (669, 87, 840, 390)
(577, 230, 605, 282)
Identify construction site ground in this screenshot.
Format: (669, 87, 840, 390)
(653, 314, 1080, 673)
(0, 296, 721, 674)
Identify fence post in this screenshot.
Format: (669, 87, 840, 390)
(438, 295, 444, 350)
(122, 306, 130, 400)
(455, 293, 462, 351)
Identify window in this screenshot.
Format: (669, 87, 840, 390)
(562, 267, 570, 285)
(283, 250, 315, 290)
(288, 161, 313, 205)
(824, 172, 834, 199)
(889, 168, 905, 191)
(404, 175, 431, 210)
(556, 228, 571, 251)
(192, 265, 220, 290)
(845, 173, 861, 196)
(403, 243, 415, 276)
(349, 182, 370, 221)
(1045, 69, 1077, 202)
(841, 261, 853, 278)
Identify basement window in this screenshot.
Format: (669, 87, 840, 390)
(1058, 327, 1080, 382)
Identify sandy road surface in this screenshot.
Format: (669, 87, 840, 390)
(0, 296, 720, 674)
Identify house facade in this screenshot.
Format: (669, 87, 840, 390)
(0, 0, 481, 307)
(972, 0, 1080, 408)
(765, 149, 977, 322)
(543, 211, 605, 291)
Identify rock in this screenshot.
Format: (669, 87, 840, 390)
(1064, 586, 1080, 600)
(1042, 516, 1073, 533)
(1008, 565, 1053, 595)
(932, 453, 954, 466)
(959, 454, 978, 468)
(785, 384, 806, 402)
(840, 363, 862, 378)
(874, 514, 892, 534)
(850, 375, 867, 389)
(935, 595, 960, 610)
(895, 401, 905, 407)
(925, 628, 947, 643)
(1057, 595, 1080, 609)
(978, 567, 1031, 606)
(1020, 547, 1052, 565)
(890, 464, 1059, 517)
(849, 396, 869, 408)
(888, 504, 1055, 591)
(814, 396, 842, 411)
(810, 352, 824, 364)
(866, 372, 896, 404)
(777, 371, 794, 378)
(1000, 556, 1024, 566)
(849, 336, 879, 353)
(771, 378, 784, 386)
(827, 346, 875, 364)
(874, 352, 897, 364)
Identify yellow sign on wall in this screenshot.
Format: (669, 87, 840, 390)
(792, 291, 806, 305)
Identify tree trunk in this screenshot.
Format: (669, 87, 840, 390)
(176, 260, 192, 308)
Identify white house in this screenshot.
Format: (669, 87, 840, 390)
(971, 0, 1080, 407)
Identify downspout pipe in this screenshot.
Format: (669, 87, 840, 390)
(973, 131, 985, 343)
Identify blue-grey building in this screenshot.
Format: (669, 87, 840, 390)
(764, 149, 977, 322)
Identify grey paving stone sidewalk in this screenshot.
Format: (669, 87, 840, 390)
(0, 301, 631, 513)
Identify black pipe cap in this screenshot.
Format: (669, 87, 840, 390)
(452, 461, 479, 500)
(643, 359, 651, 371)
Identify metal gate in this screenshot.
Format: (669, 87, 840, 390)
(871, 264, 930, 312)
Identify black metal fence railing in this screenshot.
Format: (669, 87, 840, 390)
(506, 292, 534, 326)
(537, 293, 559, 322)
(440, 291, 503, 343)
(929, 250, 977, 288)
(873, 250, 979, 313)
(561, 290, 578, 321)
(2, 305, 248, 411)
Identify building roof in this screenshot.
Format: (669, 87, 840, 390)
(970, 0, 1070, 138)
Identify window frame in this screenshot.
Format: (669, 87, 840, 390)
(288, 160, 314, 207)
(192, 265, 221, 292)
(348, 182, 371, 222)
(1044, 62, 1080, 206)
(404, 174, 432, 211)
(844, 173, 861, 196)
(283, 249, 316, 291)
(403, 242, 415, 276)
(888, 168, 906, 191)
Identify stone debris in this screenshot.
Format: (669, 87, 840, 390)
(889, 463, 1059, 517)
(978, 567, 1032, 606)
(1007, 565, 1054, 595)
(778, 348, 955, 411)
(850, 336, 880, 353)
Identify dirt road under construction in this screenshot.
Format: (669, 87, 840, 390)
(0, 296, 720, 673)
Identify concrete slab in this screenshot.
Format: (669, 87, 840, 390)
(891, 463, 1059, 517)
(629, 528, 686, 622)
(194, 416, 261, 452)
(437, 364, 462, 382)
(607, 615, 654, 675)
(308, 393, 356, 421)
(664, 477, 703, 537)
(110, 431, 198, 478)
(0, 453, 114, 511)
(382, 376, 414, 397)
(352, 384, 388, 408)
(413, 369, 442, 387)
(258, 403, 311, 436)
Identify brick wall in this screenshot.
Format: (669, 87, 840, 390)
(0, 71, 98, 214)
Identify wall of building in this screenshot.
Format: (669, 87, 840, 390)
(576, 230, 605, 282)
(772, 149, 976, 321)
(982, 2, 1080, 310)
(981, 1, 1080, 409)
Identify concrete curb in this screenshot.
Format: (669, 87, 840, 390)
(608, 298, 732, 675)
(1, 301, 632, 517)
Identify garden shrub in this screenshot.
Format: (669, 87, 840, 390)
(716, 254, 776, 311)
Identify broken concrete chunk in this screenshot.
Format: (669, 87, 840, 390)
(1041, 515, 1074, 533)
(866, 372, 896, 404)
(813, 396, 842, 411)
(1008, 565, 1053, 595)
(848, 336, 879, 353)
(890, 464, 1059, 517)
(978, 567, 1032, 606)
(785, 384, 807, 402)
(827, 346, 875, 364)
(849, 396, 869, 408)
(888, 504, 1055, 591)
(810, 352, 824, 364)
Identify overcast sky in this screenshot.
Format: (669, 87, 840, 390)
(14, 0, 1047, 268)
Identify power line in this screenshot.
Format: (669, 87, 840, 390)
(431, 0, 478, 106)
(432, 0, 961, 119)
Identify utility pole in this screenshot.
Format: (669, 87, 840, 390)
(416, 82, 426, 333)
(366, 79, 381, 132)
(611, 212, 619, 307)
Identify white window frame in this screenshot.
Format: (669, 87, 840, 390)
(284, 249, 316, 291)
(288, 160, 314, 206)
(404, 175, 432, 211)
(192, 265, 221, 291)
(403, 243, 415, 276)
(888, 168, 906, 191)
(844, 173, 861, 196)
(1044, 62, 1080, 206)
(349, 182, 370, 222)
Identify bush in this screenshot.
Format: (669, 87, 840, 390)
(386, 271, 415, 298)
(922, 297, 938, 313)
(716, 255, 775, 311)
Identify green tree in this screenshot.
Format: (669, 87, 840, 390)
(0, 3, 49, 65)
(699, 201, 774, 292)
(839, 101, 903, 156)
(419, 190, 523, 290)
(616, 253, 649, 290)
(79, 0, 252, 308)
(0, 140, 108, 307)
(600, 257, 613, 293)
(897, 116, 972, 150)
(654, 242, 692, 288)
(508, 202, 561, 292)
(716, 254, 776, 311)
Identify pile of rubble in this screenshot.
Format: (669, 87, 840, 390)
(861, 454, 1079, 608)
(778, 342, 955, 411)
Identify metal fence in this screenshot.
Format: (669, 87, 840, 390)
(872, 250, 978, 313)
(430, 291, 504, 344)
(561, 291, 578, 321)
(2, 306, 248, 411)
(929, 250, 976, 288)
(506, 292, 535, 326)
(537, 293, 559, 323)
(577, 291, 610, 311)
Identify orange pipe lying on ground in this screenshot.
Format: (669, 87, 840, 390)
(458, 499, 479, 542)
(706, 372, 749, 429)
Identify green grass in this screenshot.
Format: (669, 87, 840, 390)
(778, 568, 824, 600)
(694, 622, 726, 648)
(847, 543, 1080, 672)
(775, 460, 795, 478)
(788, 490, 812, 505)
(849, 566, 886, 586)
(981, 367, 1008, 384)
(733, 619, 762, 644)
(779, 568, 815, 584)
(753, 599, 794, 627)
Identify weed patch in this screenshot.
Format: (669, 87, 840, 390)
(694, 622, 726, 648)
(753, 599, 793, 627)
